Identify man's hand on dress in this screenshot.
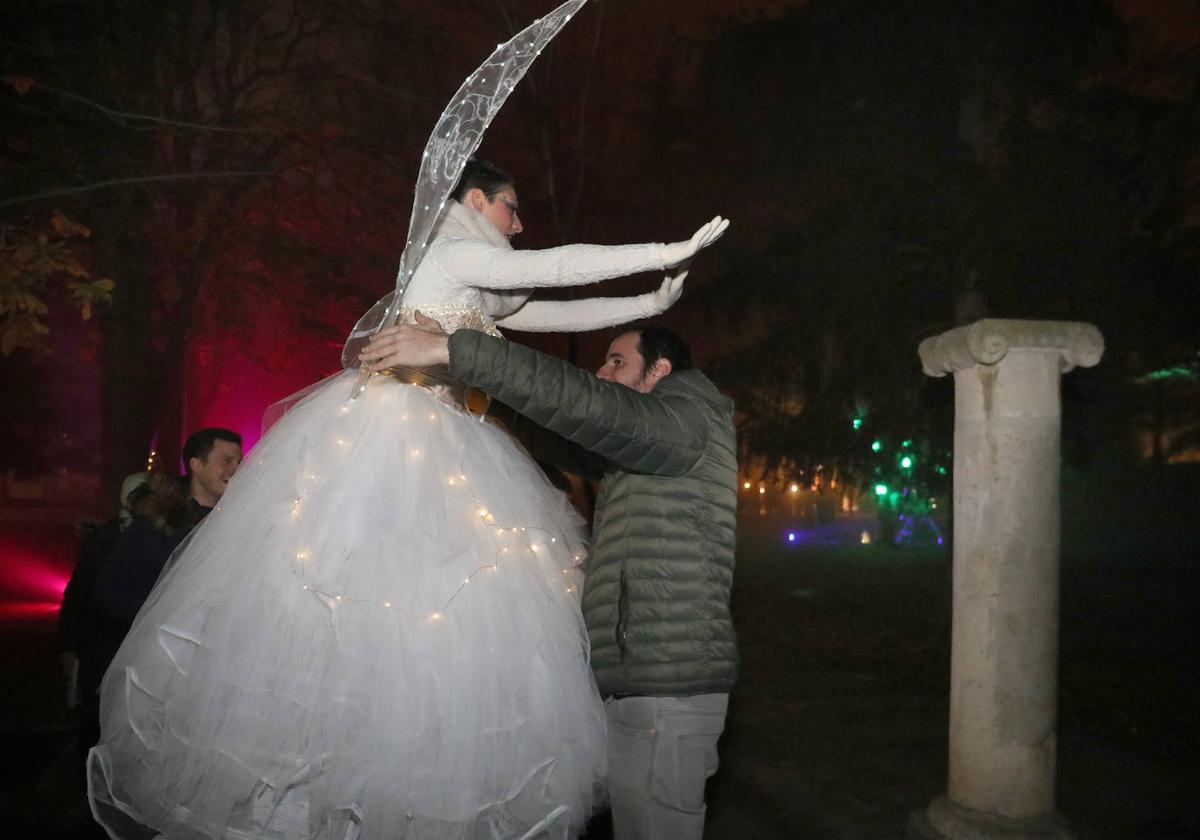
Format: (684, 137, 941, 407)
(360, 312, 451, 370)
(660, 216, 730, 269)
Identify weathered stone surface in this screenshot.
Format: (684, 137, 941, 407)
(911, 320, 1103, 839)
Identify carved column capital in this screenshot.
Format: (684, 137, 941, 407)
(918, 319, 1104, 377)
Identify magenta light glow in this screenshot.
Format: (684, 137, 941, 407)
(0, 533, 72, 621)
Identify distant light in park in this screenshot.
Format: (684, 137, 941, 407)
(874, 484, 888, 496)
(900, 456, 913, 469)
(1138, 365, 1197, 383)
(902, 439, 912, 448)
(937, 466, 947, 475)
(743, 481, 751, 490)
(787, 532, 797, 543)
(860, 530, 872, 544)
(852, 417, 863, 430)
(871, 440, 882, 452)
(789, 483, 799, 493)
(758, 486, 766, 495)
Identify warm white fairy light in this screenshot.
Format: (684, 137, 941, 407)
(292, 422, 587, 623)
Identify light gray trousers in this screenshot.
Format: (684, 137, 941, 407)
(604, 693, 729, 840)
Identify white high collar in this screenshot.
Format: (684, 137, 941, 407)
(434, 200, 513, 252)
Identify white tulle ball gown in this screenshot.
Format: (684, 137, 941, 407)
(87, 363, 605, 840)
(87, 194, 675, 839)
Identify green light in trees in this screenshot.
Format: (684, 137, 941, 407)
(874, 483, 888, 496)
(1137, 366, 1197, 383)
(871, 440, 882, 453)
(900, 456, 913, 469)
(937, 465, 947, 475)
(852, 417, 863, 430)
(902, 439, 912, 448)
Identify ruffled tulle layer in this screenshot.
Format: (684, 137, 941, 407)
(89, 370, 605, 840)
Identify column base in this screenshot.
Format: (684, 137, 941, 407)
(908, 796, 1072, 840)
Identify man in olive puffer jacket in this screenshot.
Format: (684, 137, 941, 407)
(363, 318, 738, 840)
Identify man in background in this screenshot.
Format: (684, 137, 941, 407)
(181, 427, 242, 518)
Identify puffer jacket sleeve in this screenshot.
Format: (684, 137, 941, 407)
(449, 330, 707, 477)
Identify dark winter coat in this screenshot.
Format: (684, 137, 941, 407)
(449, 330, 738, 697)
(83, 518, 186, 690)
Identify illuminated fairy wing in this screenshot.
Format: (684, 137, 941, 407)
(341, 0, 590, 376)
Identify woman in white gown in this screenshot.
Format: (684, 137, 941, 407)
(87, 159, 725, 840)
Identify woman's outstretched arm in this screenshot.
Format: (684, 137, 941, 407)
(495, 271, 687, 332)
(438, 216, 727, 292)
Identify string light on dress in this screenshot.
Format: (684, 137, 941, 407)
(291, 450, 587, 622)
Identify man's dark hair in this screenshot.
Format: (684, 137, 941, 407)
(620, 322, 693, 375)
(182, 428, 242, 476)
(450, 158, 513, 202)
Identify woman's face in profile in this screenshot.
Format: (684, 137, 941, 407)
(475, 185, 523, 239)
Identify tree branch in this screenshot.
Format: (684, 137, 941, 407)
(3, 77, 250, 134)
(0, 170, 277, 209)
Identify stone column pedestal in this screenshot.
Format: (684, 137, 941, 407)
(909, 319, 1103, 840)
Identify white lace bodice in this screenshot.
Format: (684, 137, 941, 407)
(395, 304, 504, 338)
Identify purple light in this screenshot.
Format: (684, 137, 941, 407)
(787, 532, 797, 543)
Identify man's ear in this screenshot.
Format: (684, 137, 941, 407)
(646, 357, 673, 389)
(187, 456, 202, 476)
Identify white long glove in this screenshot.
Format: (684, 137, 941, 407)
(649, 267, 689, 313)
(660, 216, 730, 269)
